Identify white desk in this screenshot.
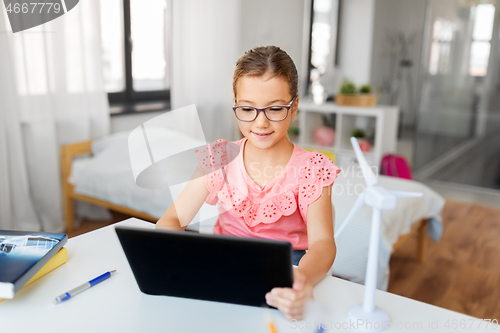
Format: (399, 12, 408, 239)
(1, 219, 482, 333)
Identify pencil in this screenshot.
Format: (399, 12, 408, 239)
(267, 320, 278, 333)
(263, 306, 279, 333)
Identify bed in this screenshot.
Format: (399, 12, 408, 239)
(61, 130, 445, 290)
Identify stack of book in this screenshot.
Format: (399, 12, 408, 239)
(0, 231, 68, 301)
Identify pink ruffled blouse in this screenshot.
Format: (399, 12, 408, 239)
(195, 138, 341, 250)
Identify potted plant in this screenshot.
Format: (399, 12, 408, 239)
(336, 81, 377, 107)
(360, 84, 372, 94)
(351, 128, 371, 153)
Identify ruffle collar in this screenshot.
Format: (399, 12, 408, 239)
(217, 182, 297, 227)
(196, 139, 341, 228)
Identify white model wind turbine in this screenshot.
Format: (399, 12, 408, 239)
(334, 137, 423, 332)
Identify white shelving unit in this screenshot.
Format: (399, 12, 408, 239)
(296, 100, 399, 169)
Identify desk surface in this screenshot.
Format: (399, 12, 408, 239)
(1, 219, 483, 333)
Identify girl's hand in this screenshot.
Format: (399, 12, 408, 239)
(265, 268, 313, 321)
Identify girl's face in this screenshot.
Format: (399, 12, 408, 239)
(234, 74, 298, 150)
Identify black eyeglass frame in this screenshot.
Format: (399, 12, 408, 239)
(232, 96, 297, 122)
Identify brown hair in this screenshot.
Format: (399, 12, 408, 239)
(233, 46, 298, 99)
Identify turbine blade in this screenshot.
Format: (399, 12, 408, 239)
(350, 137, 377, 187)
(390, 191, 423, 198)
(335, 193, 365, 240)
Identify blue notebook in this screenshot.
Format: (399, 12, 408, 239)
(0, 230, 68, 299)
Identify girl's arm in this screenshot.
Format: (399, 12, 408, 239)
(266, 185, 336, 320)
(298, 184, 336, 285)
(156, 167, 210, 230)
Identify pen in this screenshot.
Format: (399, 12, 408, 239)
(53, 270, 117, 304)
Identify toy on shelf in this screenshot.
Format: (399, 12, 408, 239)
(314, 127, 335, 147)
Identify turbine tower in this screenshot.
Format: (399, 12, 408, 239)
(334, 137, 423, 332)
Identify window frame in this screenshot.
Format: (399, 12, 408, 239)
(107, 0, 170, 112)
(305, 0, 341, 95)
(468, 4, 496, 78)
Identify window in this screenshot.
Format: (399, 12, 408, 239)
(100, 0, 171, 113)
(309, 0, 340, 74)
(469, 4, 495, 77)
(428, 20, 454, 76)
(307, 0, 340, 99)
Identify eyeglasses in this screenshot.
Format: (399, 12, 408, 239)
(233, 96, 297, 122)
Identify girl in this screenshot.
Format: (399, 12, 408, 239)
(157, 45, 340, 320)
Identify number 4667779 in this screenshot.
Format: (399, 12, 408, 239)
(6, 3, 62, 14)
(444, 319, 498, 330)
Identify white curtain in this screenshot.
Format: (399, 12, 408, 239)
(171, 0, 241, 142)
(0, 1, 109, 231)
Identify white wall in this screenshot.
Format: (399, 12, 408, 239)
(239, 0, 305, 89)
(170, 0, 242, 143)
(111, 0, 307, 142)
(337, 0, 375, 86)
(370, 0, 426, 125)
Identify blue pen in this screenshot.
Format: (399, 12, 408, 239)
(53, 270, 117, 304)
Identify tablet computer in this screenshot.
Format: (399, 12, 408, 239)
(115, 226, 293, 307)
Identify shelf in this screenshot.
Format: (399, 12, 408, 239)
(296, 101, 399, 169)
(298, 112, 337, 149)
(340, 139, 377, 153)
(299, 101, 396, 116)
(339, 114, 376, 151)
(289, 137, 300, 145)
(301, 143, 336, 151)
(336, 148, 375, 158)
(298, 144, 376, 158)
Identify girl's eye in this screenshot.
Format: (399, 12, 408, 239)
(269, 107, 284, 112)
(242, 108, 254, 112)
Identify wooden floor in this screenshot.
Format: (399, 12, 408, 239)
(69, 200, 500, 320)
(388, 200, 500, 320)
